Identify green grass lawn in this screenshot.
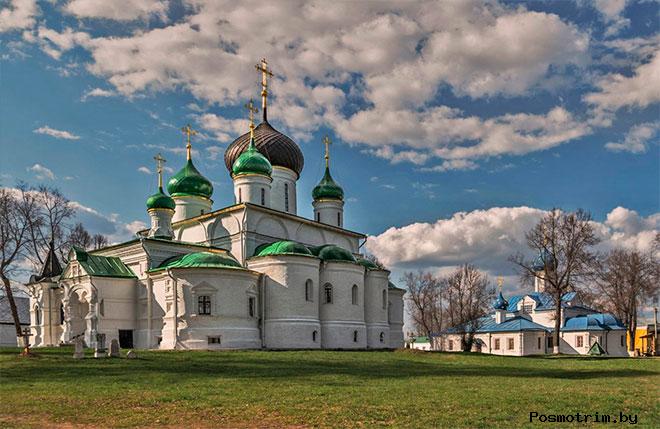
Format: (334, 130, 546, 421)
(0, 348, 658, 428)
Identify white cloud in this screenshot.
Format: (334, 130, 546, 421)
(605, 121, 660, 153)
(0, 0, 38, 33)
(27, 163, 55, 180)
(585, 51, 660, 126)
(33, 125, 80, 140)
(593, 0, 630, 37)
(137, 166, 152, 174)
(196, 113, 247, 143)
(81, 87, 116, 101)
(69, 201, 147, 244)
(64, 0, 168, 22)
(421, 159, 478, 173)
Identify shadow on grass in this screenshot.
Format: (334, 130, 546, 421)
(1, 348, 656, 385)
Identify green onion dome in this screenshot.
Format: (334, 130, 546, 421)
(254, 240, 313, 257)
(151, 251, 242, 271)
(167, 159, 213, 199)
(146, 186, 176, 211)
(232, 136, 272, 177)
(356, 256, 380, 270)
(312, 167, 344, 201)
(309, 244, 356, 263)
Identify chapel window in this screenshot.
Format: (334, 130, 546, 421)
(576, 336, 583, 348)
(351, 285, 358, 305)
(494, 339, 500, 350)
(379, 332, 384, 343)
(507, 338, 514, 350)
(208, 336, 221, 345)
(324, 284, 333, 304)
(305, 279, 313, 302)
(547, 337, 553, 349)
(285, 183, 289, 212)
(238, 188, 242, 203)
(248, 296, 256, 318)
(620, 335, 625, 347)
(312, 330, 318, 342)
(198, 295, 212, 315)
(537, 337, 541, 349)
(522, 303, 534, 313)
(261, 188, 265, 206)
(353, 330, 358, 342)
(34, 306, 40, 326)
(337, 212, 341, 227)
(448, 340, 453, 351)
(316, 212, 320, 222)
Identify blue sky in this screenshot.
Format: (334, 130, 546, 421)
(0, 0, 658, 291)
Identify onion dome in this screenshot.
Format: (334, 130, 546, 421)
(493, 291, 509, 310)
(254, 240, 313, 257)
(312, 166, 344, 201)
(224, 121, 304, 176)
(151, 251, 242, 271)
(309, 244, 356, 263)
(532, 248, 556, 271)
(232, 135, 272, 177)
(167, 159, 213, 199)
(146, 186, 175, 211)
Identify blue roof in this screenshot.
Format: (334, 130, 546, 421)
(562, 313, 625, 332)
(505, 291, 577, 312)
(442, 315, 550, 334)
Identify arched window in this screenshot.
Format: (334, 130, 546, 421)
(324, 283, 333, 304)
(351, 285, 358, 305)
(284, 183, 289, 212)
(353, 330, 358, 342)
(305, 279, 313, 302)
(260, 188, 265, 205)
(337, 212, 341, 227)
(382, 289, 387, 309)
(312, 330, 318, 342)
(379, 332, 384, 343)
(248, 296, 256, 317)
(34, 305, 40, 326)
(238, 188, 242, 203)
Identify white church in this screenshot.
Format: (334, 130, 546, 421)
(26, 59, 405, 351)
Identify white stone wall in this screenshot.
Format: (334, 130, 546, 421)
(319, 261, 367, 349)
(364, 270, 390, 349)
(248, 255, 321, 349)
(233, 174, 272, 208)
(172, 195, 212, 223)
(270, 167, 298, 215)
(313, 199, 344, 228)
(387, 288, 405, 348)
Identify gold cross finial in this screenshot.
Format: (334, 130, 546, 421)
(497, 276, 504, 291)
(255, 58, 274, 122)
(154, 153, 166, 188)
(245, 99, 259, 138)
(323, 135, 332, 169)
(181, 124, 197, 160)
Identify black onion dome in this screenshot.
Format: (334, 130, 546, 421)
(225, 121, 304, 176)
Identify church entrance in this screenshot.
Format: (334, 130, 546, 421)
(119, 330, 133, 349)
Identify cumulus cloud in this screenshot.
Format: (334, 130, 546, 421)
(81, 87, 116, 101)
(605, 121, 660, 153)
(593, 0, 630, 37)
(196, 113, 248, 143)
(137, 166, 151, 174)
(0, 0, 38, 32)
(27, 163, 55, 180)
(33, 125, 80, 140)
(69, 201, 147, 244)
(367, 206, 658, 280)
(64, 0, 168, 22)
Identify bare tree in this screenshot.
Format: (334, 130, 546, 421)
(66, 222, 93, 251)
(92, 234, 109, 250)
(443, 264, 494, 351)
(0, 186, 41, 337)
(592, 248, 658, 352)
(510, 209, 599, 354)
(404, 271, 443, 347)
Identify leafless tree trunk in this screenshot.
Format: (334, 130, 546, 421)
(591, 248, 658, 352)
(404, 271, 443, 348)
(510, 209, 599, 354)
(0, 186, 41, 337)
(444, 264, 494, 351)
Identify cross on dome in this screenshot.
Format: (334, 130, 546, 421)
(181, 124, 198, 160)
(255, 58, 274, 122)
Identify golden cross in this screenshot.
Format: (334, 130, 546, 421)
(153, 153, 166, 188)
(255, 58, 274, 121)
(497, 276, 504, 291)
(245, 99, 258, 130)
(323, 135, 332, 168)
(181, 124, 197, 160)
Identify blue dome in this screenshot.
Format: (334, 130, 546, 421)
(532, 248, 556, 271)
(493, 291, 508, 310)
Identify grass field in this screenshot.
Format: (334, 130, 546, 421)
(0, 348, 658, 428)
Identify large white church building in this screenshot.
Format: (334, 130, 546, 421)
(26, 60, 405, 351)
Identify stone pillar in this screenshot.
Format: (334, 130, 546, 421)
(60, 295, 72, 344)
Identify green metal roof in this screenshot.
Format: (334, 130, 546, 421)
(67, 247, 136, 278)
(312, 166, 344, 201)
(309, 244, 356, 263)
(146, 186, 176, 210)
(254, 241, 314, 257)
(167, 159, 213, 198)
(149, 251, 243, 272)
(356, 256, 379, 270)
(388, 281, 405, 291)
(232, 136, 272, 177)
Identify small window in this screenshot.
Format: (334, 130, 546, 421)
(60, 303, 65, 324)
(337, 212, 341, 227)
(507, 338, 514, 350)
(261, 188, 265, 205)
(34, 306, 40, 326)
(312, 330, 318, 342)
(620, 335, 625, 347)
(522, 303, 534, 313)
(537, 337, 541, 349)
(248, 296, 256, 318)
(324, 284, 332, 304)
(353, 330, 358, 342)
(316, 212, 320, 222)
(494, 339, 500, 350)
(547, 337, 553, 349)
(382, 289, 387, 309)
(208, 336, 221, 345)
(448, 340, 454, 351)
(198, 295, 212, 315)
(379, 332, 384, 343)
(284, 183, 289, 212)
(305, 280, 313, 302)
(351, 285, 358, 305)
(238, 188, 242, 203)
(576, 336, 583, 348)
